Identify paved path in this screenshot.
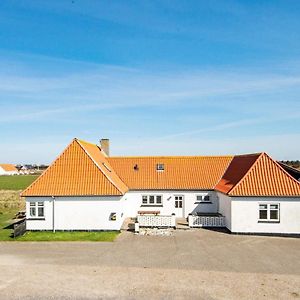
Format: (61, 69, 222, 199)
(0, 229, 299, 299)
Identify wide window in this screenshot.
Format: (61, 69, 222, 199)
(259, 203, 279, 222)
(141, 195, 163, 206)
(195, 195, 211, 203)
(29, 202, 44, 218)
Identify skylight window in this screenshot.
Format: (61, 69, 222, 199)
(156, 163, 164, 171)
(102, 162, 112, 172)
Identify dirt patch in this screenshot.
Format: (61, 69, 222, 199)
(0, 190, 25, 211)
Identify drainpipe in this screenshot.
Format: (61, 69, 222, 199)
(52, 196, 55, 232)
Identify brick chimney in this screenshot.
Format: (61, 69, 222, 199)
(100, 139, 110, 156)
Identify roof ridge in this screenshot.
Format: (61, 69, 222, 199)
(267, 153, 300, 187)
(109, 155, 234, 159)
(76, 140, 128, 195)
(227, 152, 263, 196)
(213, 156, 235, 190)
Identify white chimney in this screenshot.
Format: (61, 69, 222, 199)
(100, 139, 110, 156)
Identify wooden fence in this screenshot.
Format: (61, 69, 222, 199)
(14, 220, 26, 238)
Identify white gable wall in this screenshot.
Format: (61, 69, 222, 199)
(230, 197, 300, 234)
(26, 196, 124, 231)
(0, 167, 18, 175)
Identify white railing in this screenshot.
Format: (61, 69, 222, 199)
(188, 215, 225, 227)
(137, 215, 176, 228)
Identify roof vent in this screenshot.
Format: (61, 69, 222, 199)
(134, 164, 139, 171)
(156, 163, 164, 171)
(102, 162, 111, 172)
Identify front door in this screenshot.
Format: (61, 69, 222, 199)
(174, 195, 184, 217)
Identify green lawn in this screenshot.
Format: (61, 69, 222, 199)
(0, 210, 119, 241)
(0, 210, 17, 240)
(0, 175, 39, 190)
(17, 231, 119, 242)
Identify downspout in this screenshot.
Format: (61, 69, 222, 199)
(52, 196, 55, 232)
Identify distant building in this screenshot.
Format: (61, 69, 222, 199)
(278, 162, 300, 181)
(0, 164, 18, 175)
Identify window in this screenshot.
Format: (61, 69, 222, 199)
(196, 195, 203, 202)
(203, 195, 210, 202)
(142, 196, 148, 204)
(141, 195, 163, 206)
(195, 195, 211, 203)
(175, 196, 183, 208)
(109, 212, 117, 221)
(29, 202, 44, 218)
(102, 162, 111, 172)
(259, 203, 279, 222)
(156, 164, 164, 171)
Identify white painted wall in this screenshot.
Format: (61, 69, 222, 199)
(124, 190, 218, 218)
(230, 197, 300, 234)
(217, 192, 232, 231)
(26, 196, 124, 231)
(0, 167, 18, 175)
(25, 190, 219, 230)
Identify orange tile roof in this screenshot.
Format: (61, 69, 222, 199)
(21, 139, 128, 197)
(0, 164, 18, 172)
(108, 156, 233, 190)
(21, 138, 300, 197)
(216, 153, 300, 196)
(215, 153, 260, 194)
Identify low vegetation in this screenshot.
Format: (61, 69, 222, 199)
(0, 175, 39, 190)
(0, 210, 17, 241)
(17, 231, 119, 242)
(0, 190, 25, 210)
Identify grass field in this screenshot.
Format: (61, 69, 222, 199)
(0, 210, 16, 240)
(0, 211, 119, 241)
(0, 175, 39, 190)
(17, 231, 119, 242)
(0, 175, 119, 242)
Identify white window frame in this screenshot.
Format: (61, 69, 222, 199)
(141, 195, 163, 206)
(258, 203, 280, 222)
(29, 201, 45, 219)
(195, 194, 211, 203)
(175, 195, 184, 208)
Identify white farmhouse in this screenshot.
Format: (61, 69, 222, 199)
(0, 164, 18, 175)
(21, 138, 300, 235)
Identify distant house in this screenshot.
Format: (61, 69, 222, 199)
(21, 138, 300, 235)
(0, 164, 18, 175)
(278, 162, 300, 182)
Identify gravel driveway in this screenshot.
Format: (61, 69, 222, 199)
(0, 229, 299, 299)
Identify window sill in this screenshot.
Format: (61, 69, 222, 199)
(195, 202, 212, 204)
(140, 205, 163, 207)
(27, 218, 45, 221)
(258, 220, 280, 223)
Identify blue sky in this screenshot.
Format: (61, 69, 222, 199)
(0, 0, 300, 163)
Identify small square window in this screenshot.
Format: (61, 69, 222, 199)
(203, 195, 210, 202)
(196, 195, 203, 202)
(270, 210, 278, 220)
(156, 164, 164, 171)
(259, 210, 268, 220)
